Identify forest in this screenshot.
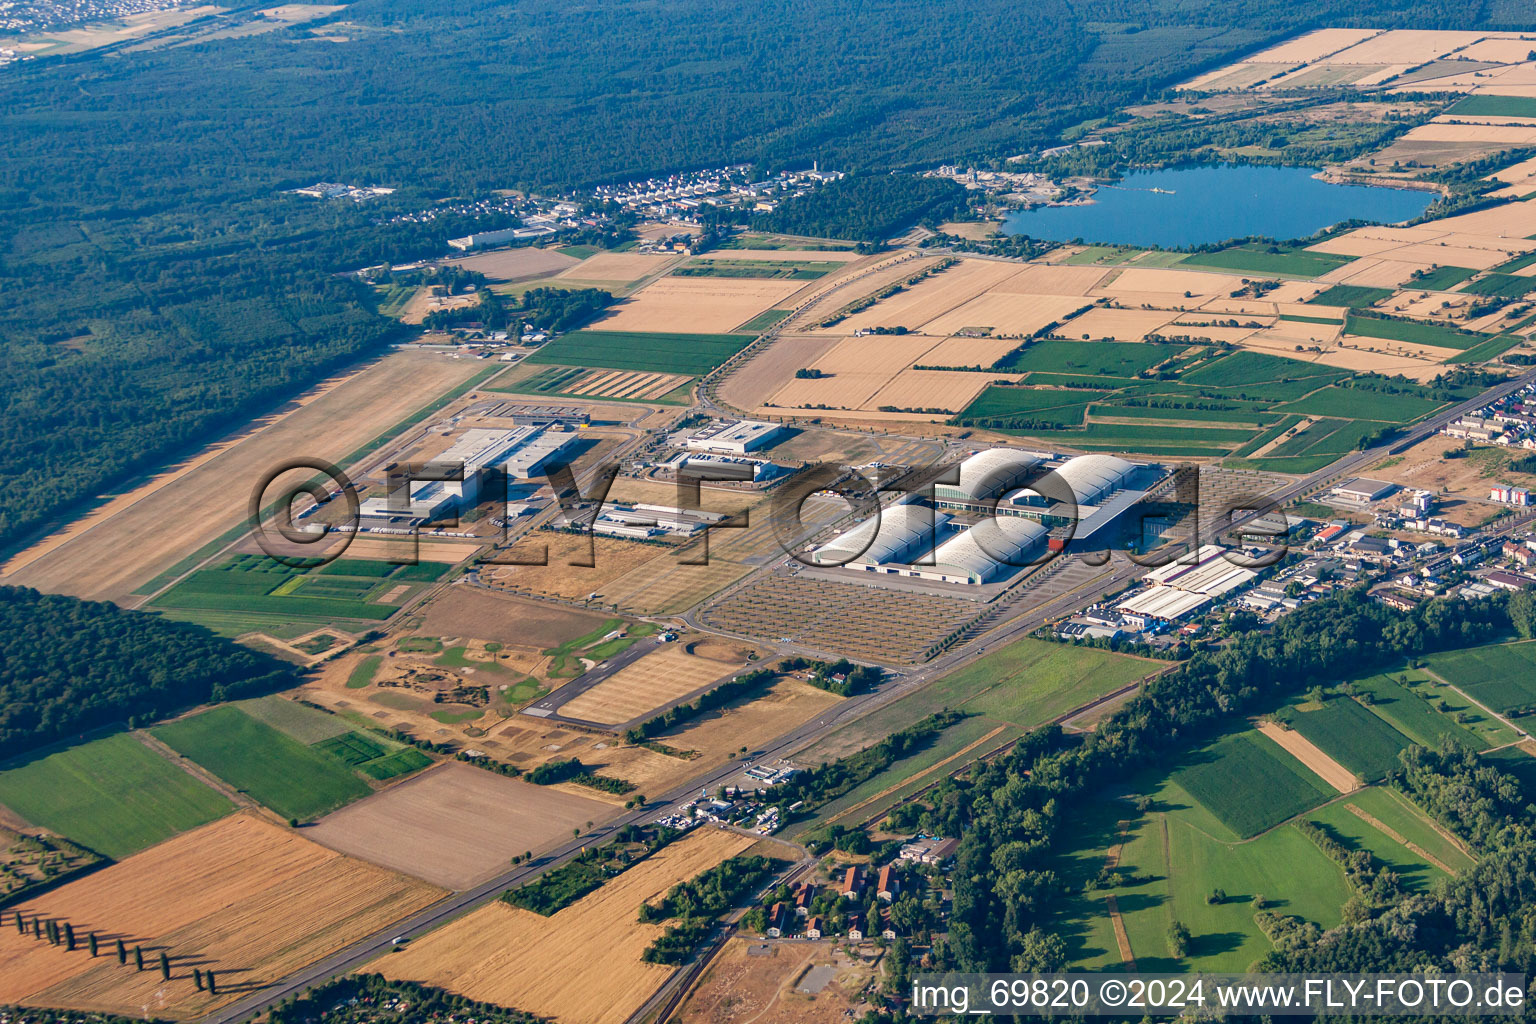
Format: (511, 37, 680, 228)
(1, 0, 1527, 552)
(755, 176, 969, 242)
(0, 586, 298, 755)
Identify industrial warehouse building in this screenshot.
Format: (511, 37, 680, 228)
(357, 425, 580, 527)
(683, 418, 786, 455)
(809, 448, 1164, 586)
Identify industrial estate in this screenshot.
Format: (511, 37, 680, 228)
(10, 14, 1536, 1024)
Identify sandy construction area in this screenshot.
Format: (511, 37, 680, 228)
(921, 291, 1090, 338)
(416, 587, 610, 648)
(560, 645, 747, 725)
(376, 827, 756, 1024)
(824, 259, 1026, 334)
(447, 248, 578, 280)
(556, 252, 682, 285)
(0, 815, 442, 1020)
(304, 762, 615, 888)
(484, 533, 680, 603)
(0, 350, 484, 604)
(1257, 721, 1358, 793)
(593, 276, 802, 334)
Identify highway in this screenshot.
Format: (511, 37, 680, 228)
(208, 367, 1536, 1023)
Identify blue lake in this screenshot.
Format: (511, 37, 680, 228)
(1001, 164, 1435, 248)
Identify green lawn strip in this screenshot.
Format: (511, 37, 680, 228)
(558, 244, 600, 259)
(1173, 730, 1335, 839)
(357, 749, 433, 780)
(1344, 312, 1487, 350)
(1424, 640, 1536, 715)
(1306, 284, 1393, 307)
(152, 706, 371, 822)
(1278, 313, 1343, 325)
(954, 386, 1094, 426)
(1411, 675, 1521, 748)
(1177, 246, 1355, 278)
(525, 329, 752, 375)
(1275, 698, 1411, 782)
(1181, 350, 1346, 389)
(1491, 251, 1536, 275)
(0, 733, 234, 859)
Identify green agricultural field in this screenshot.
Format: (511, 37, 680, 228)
(151, 554, 410, 630)
(1448, 94, 1536, 118)
(800, 638, 1153, 764)
(1462, 273, 1536, 299)
(954, 386, 1094, 426)
(1181, 350, 1344, 390)
(1409, 265, 1479, 291)
(1304, 788, 1470, 892)
(998, 339, 1181, 377)
(1306, 284, 1393, 307)
(1279, 386, 1445, 424)
(524, 329, 752, 375)
(1425, 641, 1536, 714)
(1087, 402, 1278, 425)
(1048, 772, 1350, 972)
(1493, 251, 1536, 275)
(235, 694, 352, 744)
(1177, 245, 1354, 278)
(673, 259, 839, 279)
(1173, 730, 1335, 839)
(0, 734, 233, 859)
(1450, 335, 1524, 365)
(1351, 672, 1486, 751)
(1278, 313, 1343, 325)
(738, 308, 793, 332)
(153, 706, 371, 822)
(1343, 312, 1486, 350)
(1238, 417, 1383, 472)
(1230, 415, 1303, 458)
(1276, 697, 1412, 782)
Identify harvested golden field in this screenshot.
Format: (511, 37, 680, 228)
(446, 248, 578, 280)
(605, 557, 754, 616)
(1059, 306, 1177, 341)
(1375, 241, 1513, 270)
(304, 763, 615, 889)
(1319, 29, 1485, 65)
(1095, 267, 1244, 301)
(862, 369, 1000, 414)
(664, 675, 843, 763)
(720, 332, 847, 411)
(919, 334, 1028, 368)
(1431, 197, 1536, 237)
(0, 350, 484, 604)
(375, 828, 756, 1024)
(595, 276, 804, 333)
(555, 251, 681, 285)
(1320, 258, 1434, 289)
(343, 536, 479, 563)
(560, 645, 747, 725)
(998, 264, 1107, 295)
(824, 258, 1026, 333)
(0, 815, 442, 1021)
(767, 334, 941, 409)
(560, 368, 691, 400)
(1182, 61, 1295, 91)
(1406, 122, 1536, 146)
(1238, 27, 1380, 64)
(920, 290, 1090, 338)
